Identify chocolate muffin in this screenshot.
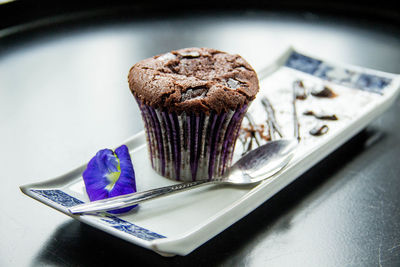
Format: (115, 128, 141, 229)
(128, 47, 259, 181)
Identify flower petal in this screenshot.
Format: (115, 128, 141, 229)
(109, 145, 137, 214)
(82, 145, 137, 214)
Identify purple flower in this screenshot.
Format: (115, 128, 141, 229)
(83, 145, 137, 214)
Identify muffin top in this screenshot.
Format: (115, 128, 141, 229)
(128, 47, 259, 114)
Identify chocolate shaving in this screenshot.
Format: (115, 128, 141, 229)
(261, 97, 283, 140)
(293, 80, 308, 100)
(292, 81, 301, 141)
(309, 124, 329, 136)
(303, 110, 338, 121)
(240, 114, 272, 155)
(311, 85, 337, 98)
(257, 124, 271, 142)
(244, 113, 261, 147)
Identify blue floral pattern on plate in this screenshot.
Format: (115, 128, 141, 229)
(31, 189, 166, 241)
(100, 215, 165, 241)
(285, 51, 392, 94)
(31, 189, 84, 207)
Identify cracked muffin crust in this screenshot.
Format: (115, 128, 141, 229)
(128, 47, 259, 114)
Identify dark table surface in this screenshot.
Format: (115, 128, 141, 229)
(1, 5, 400, 267)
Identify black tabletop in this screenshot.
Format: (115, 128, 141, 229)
(1, 3, 400, 266)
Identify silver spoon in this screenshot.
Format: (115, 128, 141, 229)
(68, 139, 297, 215)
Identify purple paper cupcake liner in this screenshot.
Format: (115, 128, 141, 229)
(136, 98, 248, 181)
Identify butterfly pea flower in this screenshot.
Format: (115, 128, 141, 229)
(83, 145, 137, 214)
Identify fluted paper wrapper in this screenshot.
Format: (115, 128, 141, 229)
(137, 99, 248, 181)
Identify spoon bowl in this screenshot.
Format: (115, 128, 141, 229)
(223, 139, 297, 184)
(69, 139, 298, 215)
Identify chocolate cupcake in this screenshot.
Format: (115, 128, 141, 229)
(128, 47, 259, 181)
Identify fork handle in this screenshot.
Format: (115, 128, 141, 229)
(68, 179, 212, 214)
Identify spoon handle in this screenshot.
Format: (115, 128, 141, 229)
(68, 180, 212, 214)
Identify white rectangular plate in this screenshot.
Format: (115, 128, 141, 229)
(20, 47, 400, 256)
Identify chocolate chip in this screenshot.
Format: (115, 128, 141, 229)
(226, 78, 240, 89)
(157, 53, 177, 61)
(181, 87, 208, 101)
(179, 51, 200, 58)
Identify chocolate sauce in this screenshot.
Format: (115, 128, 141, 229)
(303, 110, 338, 121)
(311, 85, 337, 98)
(309, 124, 329, 136)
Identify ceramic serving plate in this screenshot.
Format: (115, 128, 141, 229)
(20, 47, 400, 256)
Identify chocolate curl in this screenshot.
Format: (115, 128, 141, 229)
(261, 97, 283, 140)
(292, 81, 301, 142)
